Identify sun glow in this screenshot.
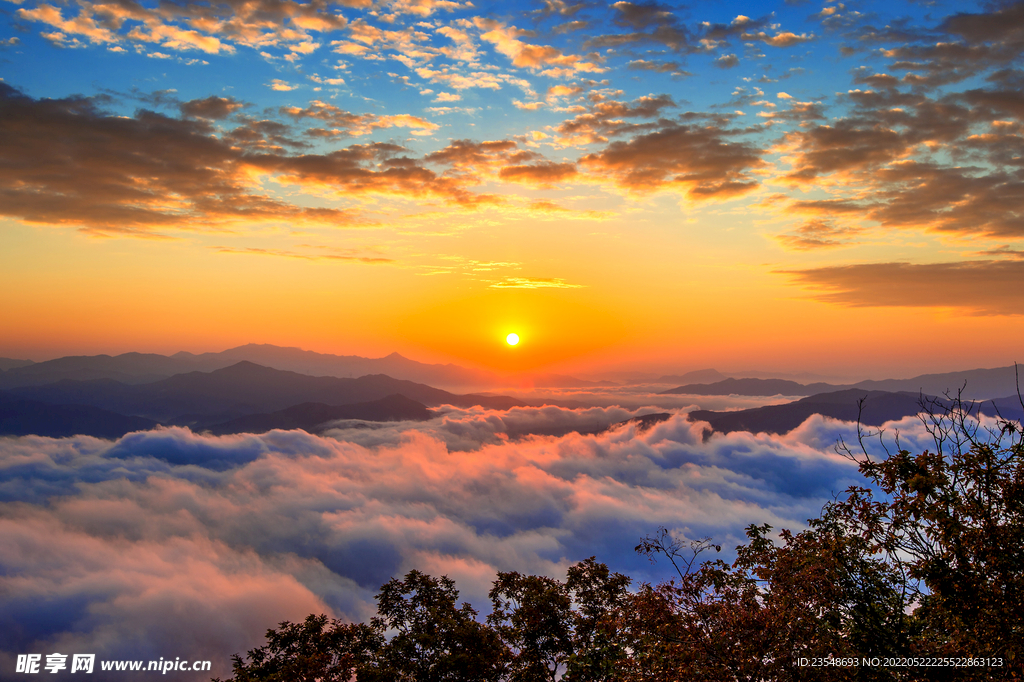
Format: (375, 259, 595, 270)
(506, 333, 520, 346)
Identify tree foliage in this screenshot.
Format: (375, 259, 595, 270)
(218, 391, 1024, 681)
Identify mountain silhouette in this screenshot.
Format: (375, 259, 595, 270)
(664, 366, 1024, 400)
(0, 344, 498, 390)
(689, 389, 1024, 435)
(9, 361, 526, 423)
(0, 391, 158, 438)
(204, 394, 433, 435)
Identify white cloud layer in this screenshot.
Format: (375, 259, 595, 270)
(0, 405, 938, 679)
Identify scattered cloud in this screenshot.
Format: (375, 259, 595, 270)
(0, 84, 494, 236)
(488, 277, 584, 288)
(282, 99, 439, 136)
(498, 162, 578, 187)
(580, 122, 765, 199)
(268, 79, 298, 91)
(779, 260, 1024, 315)
(475, 17, 604, 76)
(774, 220, 863, 250)
(180, 96, 246, 120)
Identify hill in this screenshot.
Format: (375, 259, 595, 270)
(0, 344, 497, 390)
(663, 366, 1024, 400)
(204, 394, 433, 435)
(689, 389, 1024, 435)
(8, 361, 527, 424)
(0, 391, 158, 438)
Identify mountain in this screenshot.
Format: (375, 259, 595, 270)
(662, 378, 837, 397)
(0, 344, 498, 390)
(0, 352, 187, 387)
(850, 367, 1024, 401)
(9, 361, 527, 424)
(173, 344, 497, 388)
(609, 412, 673, 433)
(204, 394, 433, 435)
(656, 369, 728, 385)
(663, 366, 1024, 400)
(689, 389, 1024, 436)
(0, 391, 158, 438)
(530, 374, 620, 388)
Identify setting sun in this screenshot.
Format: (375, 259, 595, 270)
(506, 333, 520, 346)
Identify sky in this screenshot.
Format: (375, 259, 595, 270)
(2, 0, 1024, 378)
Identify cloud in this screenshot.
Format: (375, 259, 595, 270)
(774, 219, 863, 250)
(778, 260, 1024, 315)
(424, 139, 576, 188)
(475, 18, 604, 76)
(845, 2, 1024, 87)
(2, 406, 904, 676)
(213, 246, 393, 264)
(16, 3, 119, 46)
(553, 94, 676, 145)
(498, 162, 578, 187)
(580, 122, 765, 198)
(627, 58, 682, 73)
(740, 31, 813, 48)
(487, 277, 584, 289)
(0, 84, 494, 236)
(179, 96, 246, 120)
(714, 54, 739, 69)
(282, 100, 439, 137)
(586, 1, 692, 52)
(268, 79, 298, 91)
(14, 0, 367, 61)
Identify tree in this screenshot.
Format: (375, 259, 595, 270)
(834, 389, 1024, 675)
(367, 570, 508, 682)
(213, 614, 379, 682)
(488, 572, 572, 682)
(562, 558, 631, 682)
(630, 523, 906, 682)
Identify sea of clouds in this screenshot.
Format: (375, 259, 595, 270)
(0, 402, 942, 680)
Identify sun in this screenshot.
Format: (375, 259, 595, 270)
(506, 333, 520, 346)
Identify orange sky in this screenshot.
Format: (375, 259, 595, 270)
(2, 0, 1024, 378)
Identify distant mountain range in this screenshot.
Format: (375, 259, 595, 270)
(690, 389, 1024, 436)
(663, 366, 1024, 400)
(205, 394, 434, 435)
(0, 344, 613, 390)
(3, 345, 1022, 440)
(7, 361, 527, 424)
(0, 392, 159, 438)
(0, 361, 538, 438)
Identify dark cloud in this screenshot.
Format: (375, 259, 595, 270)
(580, 121, 765, 198)
(586, 1, 692, 52)
(553, 93, 676, 144)
(714, 53, 739, 69)
(424, 139, 519, 169)
(180, 96, 245, 120)
(626, 58, 682, 72)
(843, 2, 1024, 88)
(0, 84, 497, 235)
(498, 162, 578, 187)
(779, 260, 1024, 315)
